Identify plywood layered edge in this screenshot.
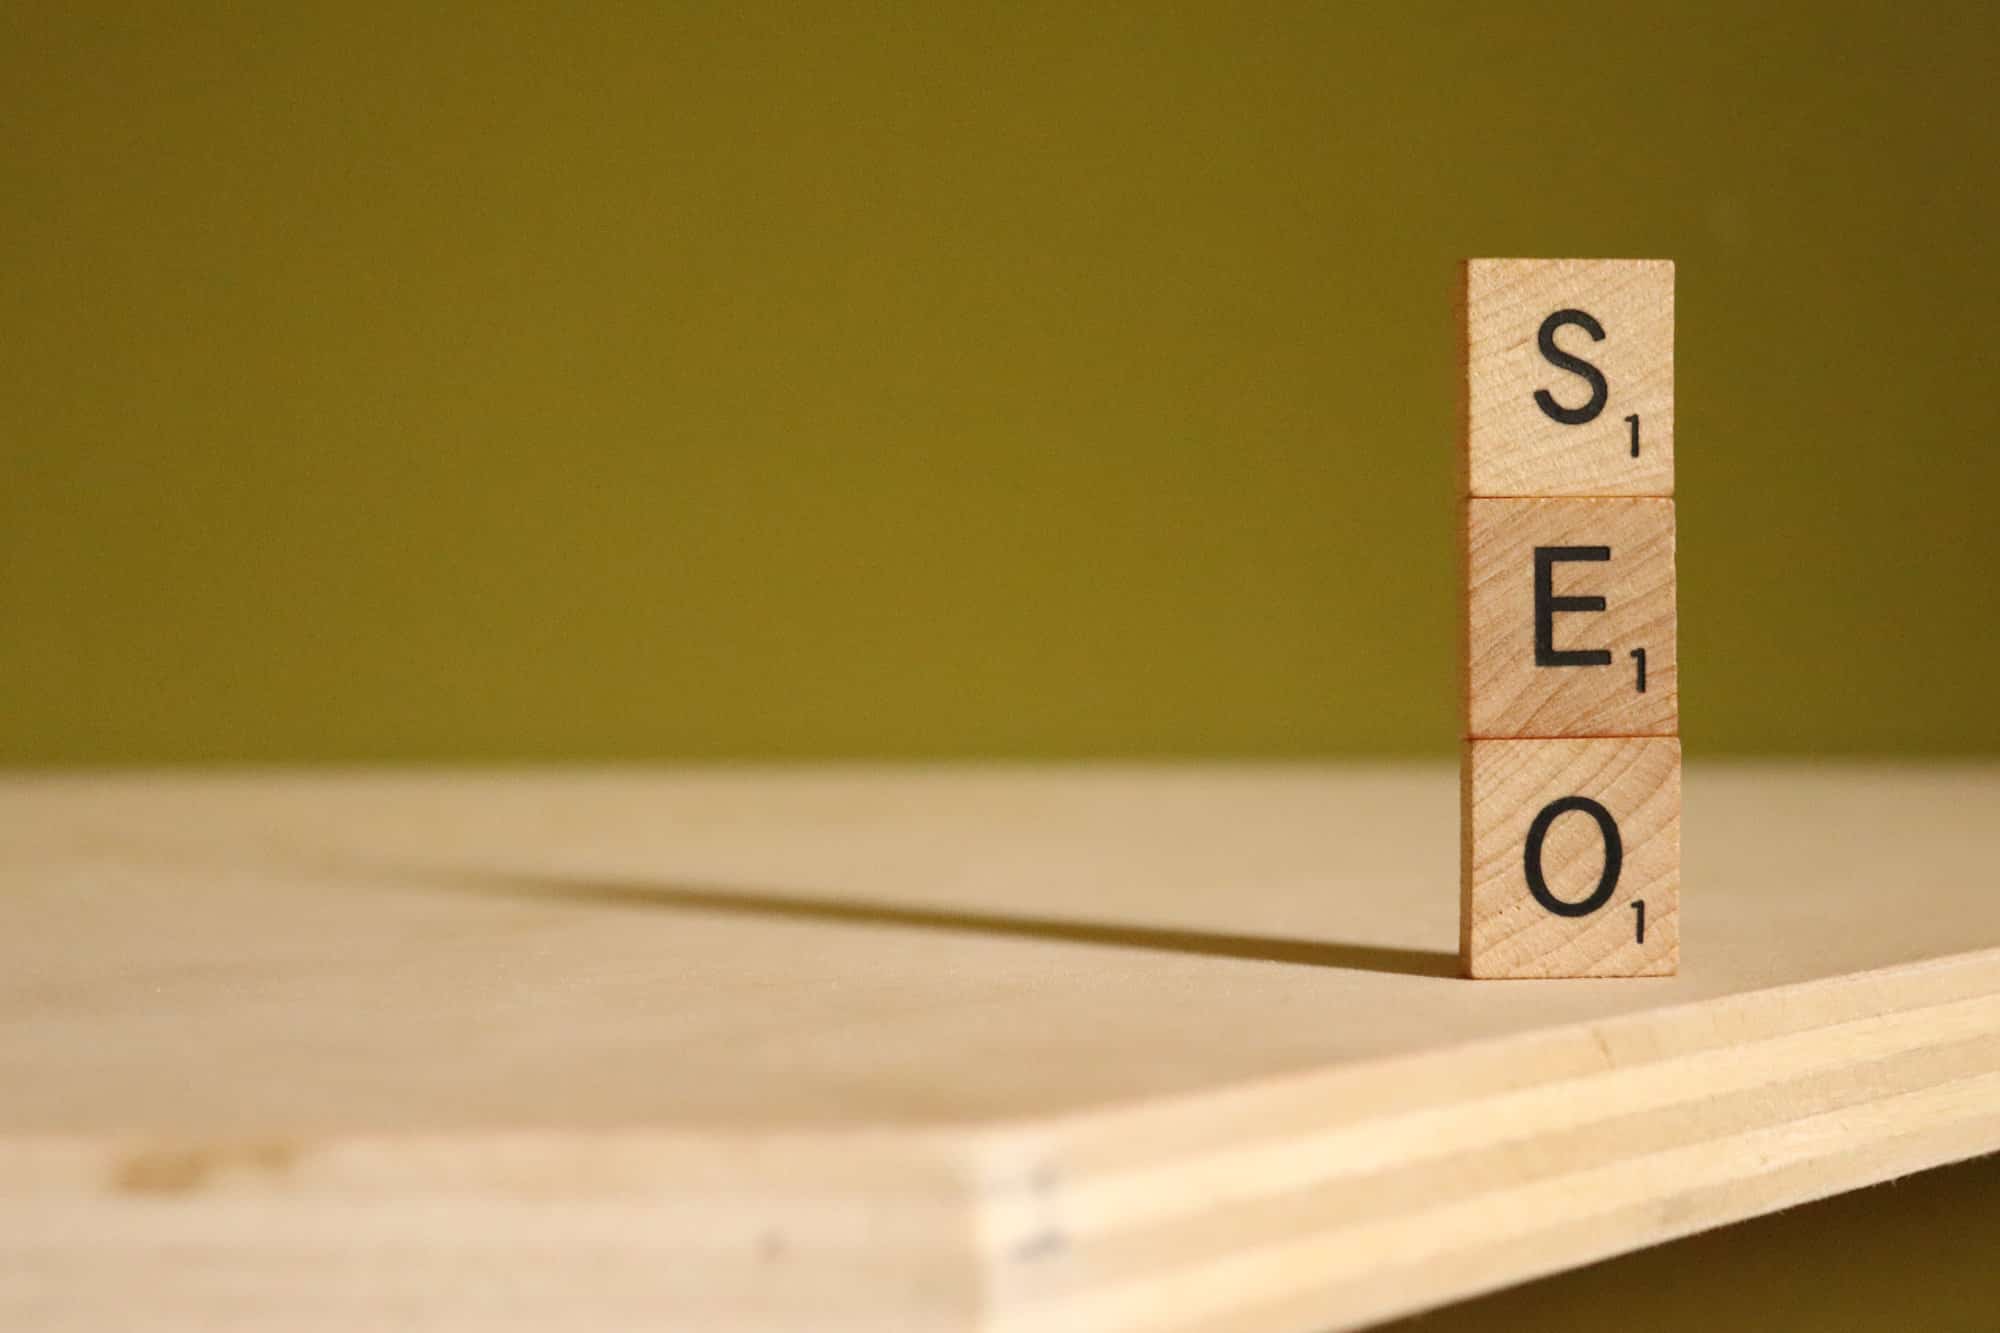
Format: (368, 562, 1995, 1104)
(8, 947, 1999, 1333)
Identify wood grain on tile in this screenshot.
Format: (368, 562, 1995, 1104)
(1462, 737, 1680, 978)
(1465, 497, 1677, 739)
(1463, 258, 1674, 499)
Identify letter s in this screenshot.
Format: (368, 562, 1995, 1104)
(1533, 309, 1609, 426)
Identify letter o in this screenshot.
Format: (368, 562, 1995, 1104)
(1523, 795, 1622, 917)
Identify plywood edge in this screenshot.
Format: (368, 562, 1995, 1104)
(963, 947, 2000, 1331)
(991, 1092, 1999, 1333)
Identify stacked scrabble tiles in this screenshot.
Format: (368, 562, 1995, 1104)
(1458, 259, 1679, 979)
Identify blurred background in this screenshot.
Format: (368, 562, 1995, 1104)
(6, 3, 1997, 764)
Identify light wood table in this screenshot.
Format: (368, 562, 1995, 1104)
(3, 765, 1997, 1331)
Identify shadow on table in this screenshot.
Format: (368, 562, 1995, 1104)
(405, 867, 1461, 978)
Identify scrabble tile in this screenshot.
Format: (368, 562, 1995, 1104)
(1464, 497, 1676, 738)
(1461, 736, 1680, 979)
(1462, 258, 1673, 498)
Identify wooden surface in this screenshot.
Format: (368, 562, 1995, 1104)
(3, 764, 1998, 1330)
(1461, 738, 1680, 978)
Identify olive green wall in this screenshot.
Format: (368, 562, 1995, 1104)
(6, 4, 1996, 761)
